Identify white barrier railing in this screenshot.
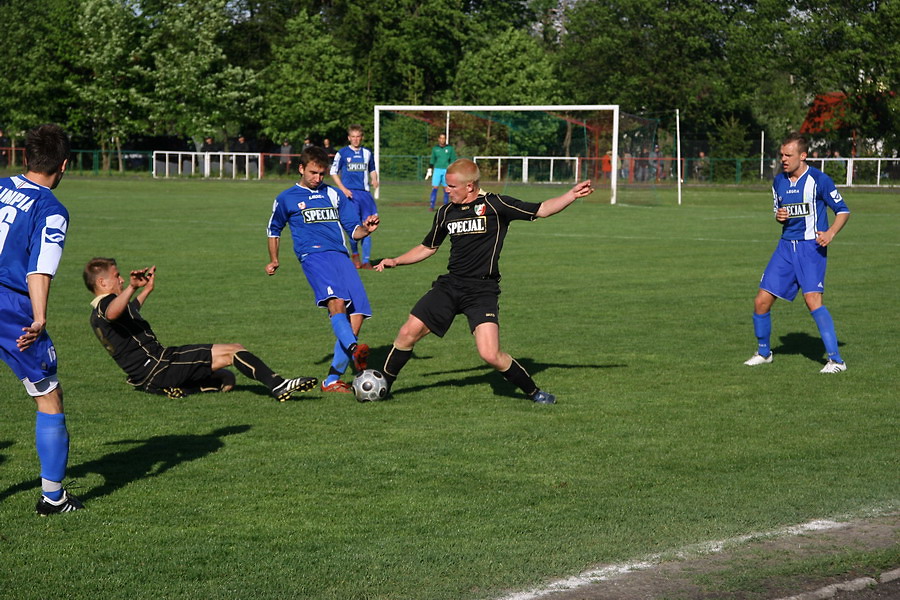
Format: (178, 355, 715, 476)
(152, 151, 263, 179)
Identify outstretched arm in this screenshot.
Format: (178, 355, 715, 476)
(374, 244, 437, 271)
(535, 180, 594, 218)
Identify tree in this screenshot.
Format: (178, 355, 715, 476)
(258, 10, 360, 144)
(786, 0, 900, 154)
(143, 0, 257, 144)
(442, 28, 561, 156)
(0, 0, 82, 157)
(73, 0, 148, 171)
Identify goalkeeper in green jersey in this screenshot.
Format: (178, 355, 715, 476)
(426, 133, 456, 210)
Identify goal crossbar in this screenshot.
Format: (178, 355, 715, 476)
(374, 104, 620, 203)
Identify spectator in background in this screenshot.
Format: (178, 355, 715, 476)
(200, 136, 219, 152)
(636, 147, 649, 182)
(0, 128, 9, 168)
(302, 137, 314, 151)
(233, 134, 251, 175)
(648, 144, 661, 181)
(601, 150, 612, 181)
(200, 136, 221, 175)
(694, 151, 710, 181)
(279, 140, 292, 175)
(621, 150, 632, 182)
(233, 134, 250, 153)
(322, 138, 337, 163)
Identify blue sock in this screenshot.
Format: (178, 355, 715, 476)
(330, 313, 357, 353)
(752, 312, 772, 357)
(811, 306, 843, 362)
(443, 191, 449, 204)
(430, 188, 437, 209)
(35, 411, 68, 500)
(361, 236, 372, 264)
(349, 237, 359, 256)
(324, 340, 351, 387)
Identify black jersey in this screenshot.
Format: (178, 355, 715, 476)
(422, 192, 540, 280)
(90, 294, 167, 385)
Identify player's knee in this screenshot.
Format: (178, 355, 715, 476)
(214, 369, 236, 392)
(478, 349, 504, 370)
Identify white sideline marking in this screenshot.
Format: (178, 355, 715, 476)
(496, 519, 847, 600)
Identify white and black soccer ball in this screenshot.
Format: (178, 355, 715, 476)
(352, 369, 389, 402)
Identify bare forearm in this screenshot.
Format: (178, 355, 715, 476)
(26, 273, 51, 324)
(105, 286, 138, 321)
(393, 244, 437, 266)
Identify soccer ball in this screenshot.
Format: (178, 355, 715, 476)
(352, 369, 389, 402)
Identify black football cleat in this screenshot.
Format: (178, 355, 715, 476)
(36, 490, 84, 516)
(272, 376, 318, 401)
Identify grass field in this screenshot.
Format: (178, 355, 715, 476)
(1, 176, 897, 599)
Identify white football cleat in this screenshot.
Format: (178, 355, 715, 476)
(819, 360, 847, 374)
(743, 352, 774, 366)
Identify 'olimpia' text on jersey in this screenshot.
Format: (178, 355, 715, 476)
(0, 175, 68, 294)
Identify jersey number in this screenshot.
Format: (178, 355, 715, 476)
(0, 206, 16, 254)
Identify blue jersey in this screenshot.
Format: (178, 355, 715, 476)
(0, 175, 69, 294)
(772, 166, 849, 241)
(330, 146, 376, 191)
(267, 182, 359, 261)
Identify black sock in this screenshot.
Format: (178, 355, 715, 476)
(233, 350, 281, 389)
(501, 358, 538, 397)
(382, 346, 413, 387)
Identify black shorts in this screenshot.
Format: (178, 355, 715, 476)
(136, 344, 219, 393)
(411, 274, 500, 337)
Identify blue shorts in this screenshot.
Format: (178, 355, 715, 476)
(0, 287, 58, 384)
(301, 251, 372, 316)
(759, 239, 827, 301)
(349, 189, 377, 220)
(431, 168, 448, 187)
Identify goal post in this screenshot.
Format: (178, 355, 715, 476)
(374, 104, 621, 204)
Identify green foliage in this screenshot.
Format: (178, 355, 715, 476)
(0, 0, 896, 154)
(0, 0, 82, 139)
(443, 28, 559, 106)
(72, 0, 148, 158)
(142, 0, 257, 142)
(258, 10, 361, 143)
(710, 115, 752, 182)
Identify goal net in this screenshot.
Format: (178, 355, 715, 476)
(374, 105, 625, 203)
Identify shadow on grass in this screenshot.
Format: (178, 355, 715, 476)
(0, 440, 12, 468)
(771, 332, 844, 365)
(392, 357, 628, 400)
(0, 425, 250, 503)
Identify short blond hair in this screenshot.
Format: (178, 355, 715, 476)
(447, 158, 480, 186)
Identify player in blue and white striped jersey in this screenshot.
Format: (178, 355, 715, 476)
(267, 147, 380, 393)
(0, 124, 83, 514)
(744, 132, 850, 373)
(329, 124, 379, 269)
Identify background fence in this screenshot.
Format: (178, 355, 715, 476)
(0, 148, 896, 186)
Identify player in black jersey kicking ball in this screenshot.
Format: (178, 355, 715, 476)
(375, 159, 593, 404)
(84, 258, 316, 401)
